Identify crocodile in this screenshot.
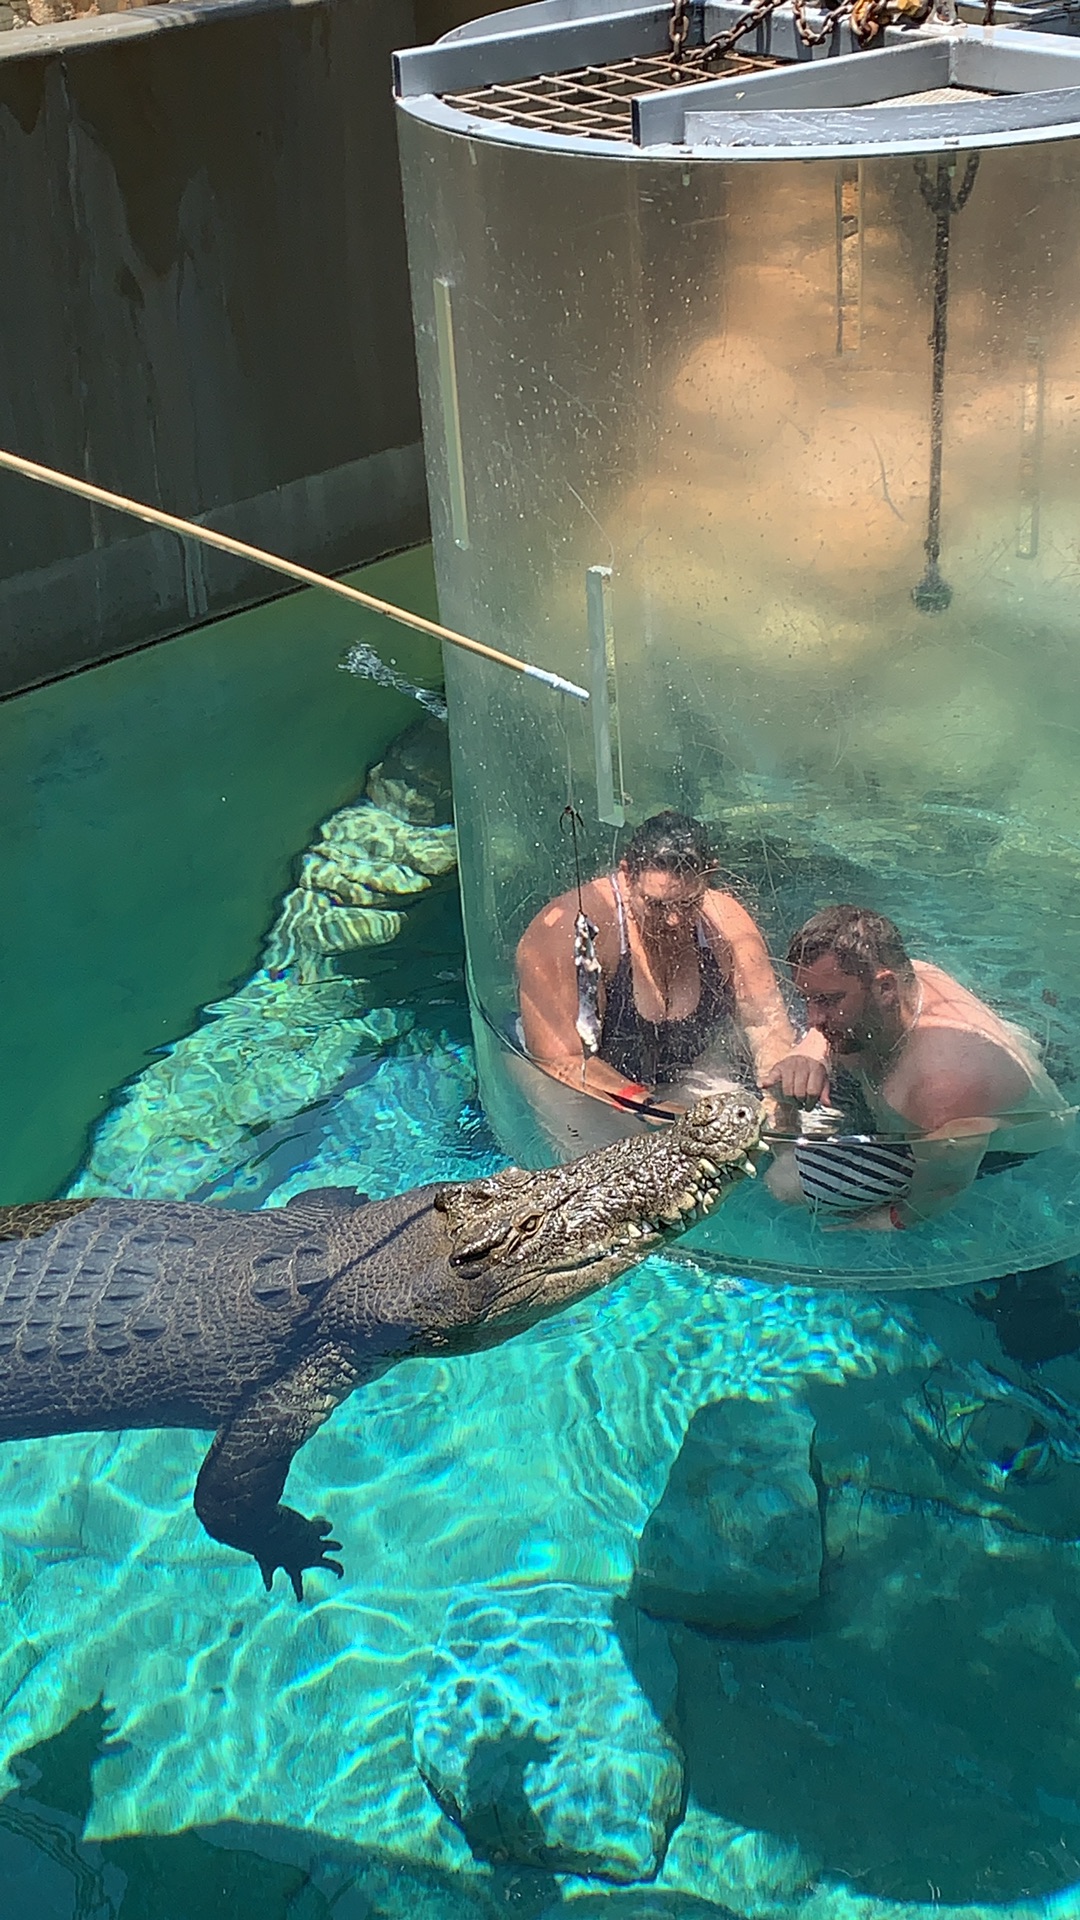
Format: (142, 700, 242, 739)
(0, 1092, 759, 1599)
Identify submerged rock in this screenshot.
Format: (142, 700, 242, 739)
(807, 1357, 1080, 1545)
(262, 715, 456, 985)
(365, 715, 454, 827)
(66, 979, 411, 1200)
(261, 800, 456, 983)
(411, 1581, 683, 1882)
(66, 715, 456, 1202)
(631, 1398, 822, 1632)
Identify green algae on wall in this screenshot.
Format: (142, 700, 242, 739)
(0, 547, 442, 1203)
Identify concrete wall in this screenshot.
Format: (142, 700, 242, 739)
(0, 0, 430, 693)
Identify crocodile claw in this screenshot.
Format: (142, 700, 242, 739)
(256, 1511, 344, 1602)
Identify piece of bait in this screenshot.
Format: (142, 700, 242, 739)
(573, 910, 603, 1057)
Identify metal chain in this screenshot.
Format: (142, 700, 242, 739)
(698, 0, 782, 62)
(697, 0, 930, 63)
(792, 0, 851, 49)
(668, 0, 691, 63)
(700, 0, 850, 64)
(914, 150, 981, 216)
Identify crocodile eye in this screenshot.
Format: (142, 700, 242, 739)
(518, 1214, 542, 1237)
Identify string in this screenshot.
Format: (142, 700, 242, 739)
(557, 705, 602, 1088)
(560, 803, 588, 917)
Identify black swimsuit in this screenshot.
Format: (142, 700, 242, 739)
(598, 875, 746, 1087)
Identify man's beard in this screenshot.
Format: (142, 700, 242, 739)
(827, 1018, 881, 1054)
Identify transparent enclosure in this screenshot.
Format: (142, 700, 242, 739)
(399, 110, 1080, 1286)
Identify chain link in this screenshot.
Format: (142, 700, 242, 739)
(914, 151, 981, 216)
(696, 0, 931, 64)
(668, 0, 691, 63)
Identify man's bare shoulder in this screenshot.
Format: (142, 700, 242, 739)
(914, 959, 1004, 1033)
(890, 1020, 1031, 1130)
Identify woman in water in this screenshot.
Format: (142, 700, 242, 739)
(516, 811, 797, 1137)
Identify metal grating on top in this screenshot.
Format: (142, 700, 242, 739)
(867, 84, 999, 101)
(441, 49, 783, 141)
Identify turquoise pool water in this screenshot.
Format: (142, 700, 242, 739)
(8, 568, 1080, 1920)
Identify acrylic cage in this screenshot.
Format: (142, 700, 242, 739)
(396, 7, 1080, 1286)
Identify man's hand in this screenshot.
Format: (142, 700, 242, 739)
(823, 1204, 895, 1232)
(760, 1051, 831, 1106)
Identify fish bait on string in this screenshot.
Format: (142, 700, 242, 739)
(560, 803, 602, 1064)
(573, 911, 603, 1059)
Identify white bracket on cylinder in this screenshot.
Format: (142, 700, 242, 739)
(586, 564, 626, 828)
(433, 277, 470, 550)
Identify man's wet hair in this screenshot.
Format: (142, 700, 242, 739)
(623, 811, 714, 881)
(787, 906, 916, 987)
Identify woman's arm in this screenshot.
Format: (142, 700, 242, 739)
(709, 895, 798, 1078)
(516, 890, 648, 1104)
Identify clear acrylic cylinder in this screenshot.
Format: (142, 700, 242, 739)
(396, 21, 1080, 1286)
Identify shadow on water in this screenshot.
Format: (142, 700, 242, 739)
(420, 1729, 558, 1872)
(5, 1708, 570, 1920)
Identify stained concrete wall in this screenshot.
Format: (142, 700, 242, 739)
(0, 0, 430, 693)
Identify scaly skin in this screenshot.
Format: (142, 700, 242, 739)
(0, 1093, 759, 1598)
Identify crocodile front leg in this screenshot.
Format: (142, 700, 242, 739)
(194, 1342, 359, 1600)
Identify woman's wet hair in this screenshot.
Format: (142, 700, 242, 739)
(623, 811, 715, 881)
(787, 906, 916, 986)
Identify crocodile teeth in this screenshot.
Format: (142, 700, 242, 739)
(625, 1223, 643, 1239)
(699, 1157, 719, 1176)
(700, 1192, 717, 1213)
(677, 1190, 698, 1212)
(739, 1155, 757, 1177)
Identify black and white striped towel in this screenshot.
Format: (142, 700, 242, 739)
(793, 1139, 916, 1215)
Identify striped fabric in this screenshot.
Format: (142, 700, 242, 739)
(793, 1139, 916, 1215)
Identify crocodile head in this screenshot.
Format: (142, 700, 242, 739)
(433, 1090, 761, 1335)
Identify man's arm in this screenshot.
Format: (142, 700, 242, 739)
(863, 1030, 1030, 1228)
(758, 1032, 832, 1107)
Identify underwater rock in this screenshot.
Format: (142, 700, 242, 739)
(257, 1032, 503, 1210)
(410, 1581, 683, 1882)
(262, 717, 456, 985)
(198, 1822, 508, 1920)
(631, 1398, 821, 1632)
(260, 801, 456, 983)
(67, 714, 456, 1202)
(540, 1896, 743, 1918)
(970, 1265, 1080, 1367)
(655, 1799, 821, 1916)
(806, 1357, 1080, 1548)
(366, 715, 454, 827)
(66, 978, 411, 1201)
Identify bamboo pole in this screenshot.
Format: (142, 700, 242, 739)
(0, 447, 590, 704)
